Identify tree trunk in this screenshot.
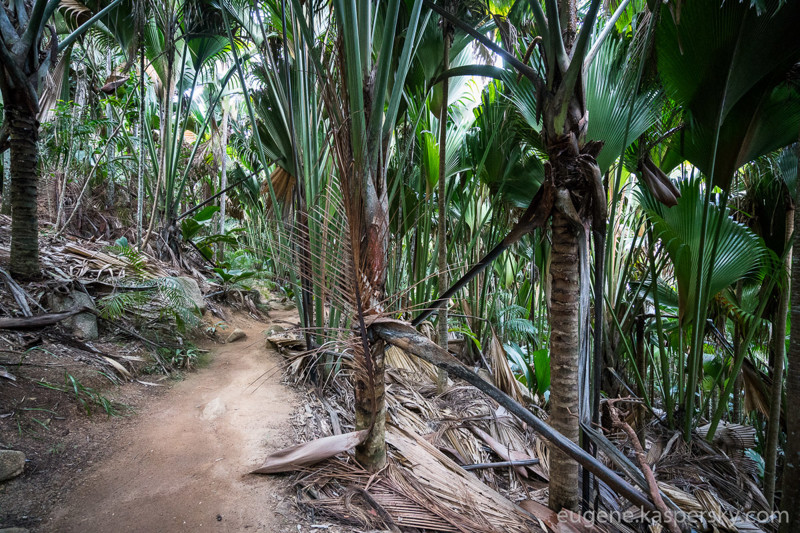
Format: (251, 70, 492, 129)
(781, 185, 800, 532)
(548, 208, 581, 512)
(1, 150, 10, 215)
(355, 337, 387, 469)
(218, 109, 229, 261)
(105, 50, 116, 210)
(635, 316, 647, 447)
(136, 0, 146, 246)
(7, 104, 41, 279)
(436, 23, 450, 394)
(767, 208, 793, 507)
(354, 167, 389, 471)
(732, 281, 744, 423)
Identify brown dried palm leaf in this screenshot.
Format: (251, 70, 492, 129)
(385, 344, 438, 382)
(386, 426, 544, 533)
(486, 329, 527, 405)
(742, 358, 770, 418)
(59, 0, 91, 24)
(38, 52, 70, 124)
(261, 166, 295, 214)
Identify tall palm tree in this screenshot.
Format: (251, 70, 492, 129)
(0, 0, 123, 278)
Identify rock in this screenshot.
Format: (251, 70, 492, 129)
(70, 291, 99, 340)
(226, 328, 246, 343)
(268, 299, 296, 312)
(202, 398, 226, 420)
(49, 289, 98, 340)
(265, 325, 286, 336)
(175, 276, 206, 315)
(0, 528, 31, 533)
(0, 450, 25, 482)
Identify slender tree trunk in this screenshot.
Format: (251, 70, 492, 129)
(436, 22, 451, 393)
(1, 150, 10, 215)
(7, 104, 41, 279)
(354, 168, 389, 471)
(766, 207, 793, 507)
(781, 159, 800, 531)
(549, 208, 581, 512)
(218, 109, 229, 261)
(732, 281, 744, 423)
(136, 0, 146, 246)
(635, 316, 647, 447)
(106, 51, 116, 211)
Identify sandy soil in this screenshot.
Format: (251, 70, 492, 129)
(40, 315, 302, 533)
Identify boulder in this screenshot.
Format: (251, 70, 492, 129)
(48, 289, 98, 340)
(265, 325, 286, 336)
(226, 328, 246, 343)
(0, 450, 25, 482)
(268, 298, 296, 312)
(69, 291, 99, 340)
(175, 276, 206, 315)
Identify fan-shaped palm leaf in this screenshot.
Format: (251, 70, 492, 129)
(639, 178, 770, 326)
(585, 36, 660, 174)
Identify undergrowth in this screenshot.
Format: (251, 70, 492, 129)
(36, 372, 128, 417)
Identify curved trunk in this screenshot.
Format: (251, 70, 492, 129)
(548, 209, 581, 512)
(8, 104, 41, 279)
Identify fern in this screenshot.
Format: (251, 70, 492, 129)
(98, 290, 150, 320)
(98, 246, 200, 333)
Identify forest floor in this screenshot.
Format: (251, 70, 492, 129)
(0, 310, 338, 533)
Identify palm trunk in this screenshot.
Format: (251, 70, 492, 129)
(549, 208, 581, 512)
(2, 150, 10, 215)
(436, 24, 451, 393)
(136, 0, 146, 245)
(766, 207, 793, 507)
(732, 281, 744, 423)
(635, 316, 647, 447)
(105, 50, 116, 211)
(218, 110, 229, 262)
(781, 186, 800, 532)
(7, 104, 41, 279)
(354, 170, 389, 471)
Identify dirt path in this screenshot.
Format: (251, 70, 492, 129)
(42, 316, 301, 532)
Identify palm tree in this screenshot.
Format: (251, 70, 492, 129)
(323, 0, 426, 470)
(0, 1, 62, 278)
(653, 0, 800, 441)
(0, 0, 124, 279)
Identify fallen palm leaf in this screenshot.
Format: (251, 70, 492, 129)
(251, 430, 368, 474)
(470, 426, 534, 478)
(102, 356, 132, 380)
(386, 425, 543, 533)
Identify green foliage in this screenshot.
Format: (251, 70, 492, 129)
(37, 373, 126, 417)
(639, 178, 771, 326)
(97, 245, 200, 331)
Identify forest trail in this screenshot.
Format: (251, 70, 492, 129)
(42, 314, 301, 533)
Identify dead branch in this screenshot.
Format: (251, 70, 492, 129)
(0, 306, 92, 330)
(607, 399, 681, 533)
(462, 459, 540, 471)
